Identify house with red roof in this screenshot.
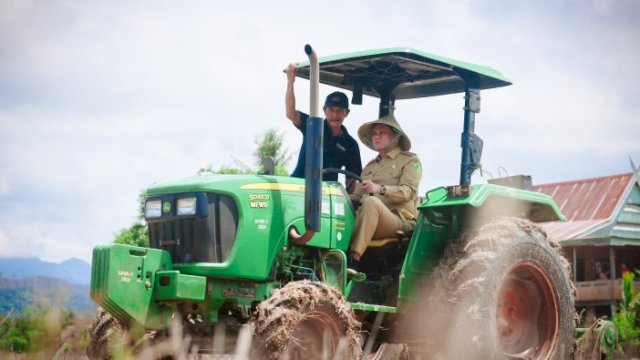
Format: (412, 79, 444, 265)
(534, 172, 640, 321)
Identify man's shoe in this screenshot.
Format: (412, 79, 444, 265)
(346, 268, 359, 276)
(347, 255, 359, 274)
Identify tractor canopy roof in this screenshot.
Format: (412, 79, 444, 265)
(295, 47, 511, 100)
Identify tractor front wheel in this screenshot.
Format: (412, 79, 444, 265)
(86, 307, 158, 359)
(251, 280, 362, 359)
(85, 307, 129, 359)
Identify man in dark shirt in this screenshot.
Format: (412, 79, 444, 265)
(285, 63, 362, 189)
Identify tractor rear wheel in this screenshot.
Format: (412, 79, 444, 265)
(251, 280, 362, 359)
(407, 217, 575, 359)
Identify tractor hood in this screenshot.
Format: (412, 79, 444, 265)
(294, 47, 512, 100)
(145, 173, 299, 196)
(143, 173, 354, 280)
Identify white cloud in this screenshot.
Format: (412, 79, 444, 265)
(0, 0, 638, 261)
(0, 216, 94, 262)
(0, 178, 10, 196)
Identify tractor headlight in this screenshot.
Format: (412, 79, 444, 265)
(177, 197, 197, 216)
(145, 199, 162, 218)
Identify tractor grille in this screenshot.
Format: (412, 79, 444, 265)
(147, 193, 238, 263)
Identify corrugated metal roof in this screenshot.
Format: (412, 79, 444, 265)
(533, 173, 634, 242)
(537, 220, 606, 242)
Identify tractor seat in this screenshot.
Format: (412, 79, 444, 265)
(368, 230, 412, 248)
(367, 207, 417, 249)
(359, 230, 412, 277)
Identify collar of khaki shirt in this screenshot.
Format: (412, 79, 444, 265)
(376, 147, 401, 161)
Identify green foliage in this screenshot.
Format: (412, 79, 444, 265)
(136, 191, 146, 221)
(253, 128, 292, 168)
(199, 158, 255, 175)
(113, 191, 149, 247)
(4, 336, 27, 352)
(199, 128, 291, 176)
(0, 277, 94, 315)
(0, 307, 81, 355)
(0, 285, 31, 314)
(613, 271, 640, 351)
(114, 223, 149, 247)
(0, 307, 48, 353)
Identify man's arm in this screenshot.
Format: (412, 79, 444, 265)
(285, 63, 301, 127)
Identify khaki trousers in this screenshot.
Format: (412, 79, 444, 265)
(350, 196, 403, 256)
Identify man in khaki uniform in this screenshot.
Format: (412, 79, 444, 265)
(348, 115, 422, 270)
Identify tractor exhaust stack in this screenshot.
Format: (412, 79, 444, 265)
(290, 44, 322, 245)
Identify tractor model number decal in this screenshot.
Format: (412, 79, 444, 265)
(254, 219, 268, 230)
(118, 270, 132, 283)
(249, 194, 270, 208)
(322, 201, 330, 214)
(223, 287, 256, 298)
(334, 202, 345, 216)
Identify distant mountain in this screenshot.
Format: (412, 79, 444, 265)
(0, 257, 91, 285)
(0, 276, 95, 314)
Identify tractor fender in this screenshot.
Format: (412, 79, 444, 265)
(419, 184, 566, 223)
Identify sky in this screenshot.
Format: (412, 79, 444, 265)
(0, 0, 638, 263)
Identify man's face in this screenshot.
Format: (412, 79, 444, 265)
(324, 106, 349, 127)
(371, 124, 397, 152)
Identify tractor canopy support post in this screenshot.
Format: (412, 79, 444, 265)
(378, 94, 395, 118)
(459, 88, 482, 186)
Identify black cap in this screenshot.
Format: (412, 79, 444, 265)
(324, 91, 349, 110)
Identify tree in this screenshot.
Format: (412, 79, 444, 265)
(113, 223, 148, 247)
(199, 128, 292, 176)
(113, 192, 148, 247)
(253, 128, 292, 176)
(0, 306, 46, 353)
(614, 270, 640, 355)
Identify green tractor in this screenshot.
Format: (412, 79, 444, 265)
(88, 45, 591, 359)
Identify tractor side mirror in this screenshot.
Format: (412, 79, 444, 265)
(262, 157, 275, 175)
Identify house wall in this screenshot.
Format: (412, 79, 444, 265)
(565, 245, 612, 281)
(564, 245, 639, 282)
(541, 176, 640, 325)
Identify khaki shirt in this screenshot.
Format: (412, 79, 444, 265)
(350, 147, 422, 217)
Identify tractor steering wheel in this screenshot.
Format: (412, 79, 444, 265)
(322, 167, 363, 182)
(322, 168, 363, 209)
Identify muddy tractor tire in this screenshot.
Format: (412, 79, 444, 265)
(407, 217, 575, 359)
(251, 280, 362, 360)
(86, 307, 161, 359)
(370, 343, 410, 360)
(86, 307, 129, 360)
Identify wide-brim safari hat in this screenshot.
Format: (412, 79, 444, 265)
(358, 114, 411, 151)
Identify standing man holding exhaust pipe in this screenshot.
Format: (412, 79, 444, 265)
(285, 63, 362, 191)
